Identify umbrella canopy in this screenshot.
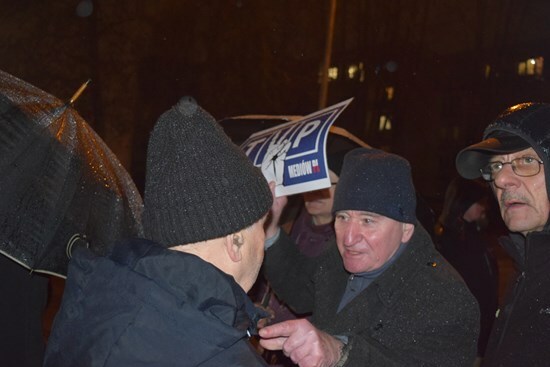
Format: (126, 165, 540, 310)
(0, 69, 143, 278)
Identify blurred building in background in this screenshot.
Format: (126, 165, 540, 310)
(1, 0, 549, 206)
(323, 0, 550, 207)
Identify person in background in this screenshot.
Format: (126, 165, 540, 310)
(455, 102, 550, 366)
(434, 176, 499, 363)
(259, 147, 480, 367)
(43, 98, 273, 367)
(289, 151, 346, 258)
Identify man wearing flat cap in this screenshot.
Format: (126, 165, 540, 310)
(258, 147, 479, 367)
(456, 102, 550, 366)
(44, 98, 273, 367)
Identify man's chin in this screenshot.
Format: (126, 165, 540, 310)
(343, 258, 374, 274)
(503, 218, 535, 235)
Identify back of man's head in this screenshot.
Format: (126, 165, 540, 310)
(333, 147, 417, 224)
(142, 97, 272, 247)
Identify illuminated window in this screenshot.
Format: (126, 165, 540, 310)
(348, 63, 363, 79)
(518, 62, 526, 75)
(518, 57, 544, 76)
(378, 115, 392, 131)
(484, 64, 491, 79)
(385, 86, 394, 101)
(328, 67, 339, 80)
(348, 64, 358, 79)
(526, 58, 536, 74)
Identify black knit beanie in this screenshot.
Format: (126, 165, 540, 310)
(332, 148, 417, 224)
(142, 98, 273, 247)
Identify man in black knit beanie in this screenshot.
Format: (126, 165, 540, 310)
(44, 98, 273, 367)
(259, 147, 480, 367)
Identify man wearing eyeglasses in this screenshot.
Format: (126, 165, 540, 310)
(456, 102, 550, 367)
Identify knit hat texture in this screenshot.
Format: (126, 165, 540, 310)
(143, 98, 273, 247)
(333, 148, 417, 224)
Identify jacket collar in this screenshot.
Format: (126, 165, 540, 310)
(501, 230, 550, 271)
(109, 238, 260, 335)
(373, 224, 437, 306)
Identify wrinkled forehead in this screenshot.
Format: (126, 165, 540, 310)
(489, 147, 540, 161)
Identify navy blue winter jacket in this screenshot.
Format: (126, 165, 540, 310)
(43, 238, 267, 367)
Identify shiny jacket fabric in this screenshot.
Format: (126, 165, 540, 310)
(264, 225, 480, 366)
(43, 238, 267, 367)
(482, 231, 550, 366)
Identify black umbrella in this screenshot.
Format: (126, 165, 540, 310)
(0, 69, 143, 278)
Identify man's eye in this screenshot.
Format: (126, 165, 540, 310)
(489, 162, 502, 171)
(521, 156, 536, 164)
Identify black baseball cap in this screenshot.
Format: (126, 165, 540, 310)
(456, 133, 531, 179)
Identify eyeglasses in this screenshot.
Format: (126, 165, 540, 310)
(480, 156, 544, 181)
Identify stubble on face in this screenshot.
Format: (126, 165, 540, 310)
(334, 211, 407, 273)
(492, 156, 550, 235)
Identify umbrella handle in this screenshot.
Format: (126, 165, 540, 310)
(66, 233, 89, 259)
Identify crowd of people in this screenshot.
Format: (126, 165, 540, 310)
(3, 98, 550, 367)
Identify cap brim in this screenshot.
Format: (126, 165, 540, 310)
(456, 135, 530, 179)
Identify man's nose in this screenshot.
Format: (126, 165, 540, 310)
(343, 221, 361, 246)
(493, 163, 520, 189)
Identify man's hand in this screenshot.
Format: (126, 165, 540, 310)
(265, 181, 288, 239)
(259, 319, 343, 367)
(253, 302, 275, 330)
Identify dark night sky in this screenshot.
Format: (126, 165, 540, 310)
(2, 0, 550, 205)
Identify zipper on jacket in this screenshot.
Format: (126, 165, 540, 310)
(493, 269, 526, 356)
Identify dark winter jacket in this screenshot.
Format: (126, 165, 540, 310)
(264, 224, 480, 366)
(482, 231, 550, 366)
(43, 238, 267, 367)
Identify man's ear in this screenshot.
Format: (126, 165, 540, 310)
(226, 232, 244, 262)
(401, 223, 415, 243)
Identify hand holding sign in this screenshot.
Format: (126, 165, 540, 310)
(261, 139, 290, 186)
(241, 98, 353, 197)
